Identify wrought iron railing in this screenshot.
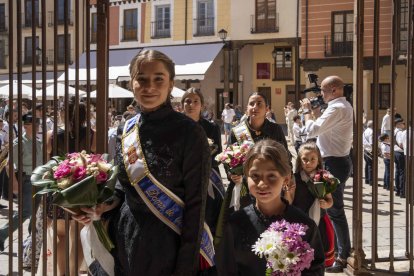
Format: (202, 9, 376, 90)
(324, 34, 353, 57)
(151, 19, 171, 38)
(48, 10, 74, 26)
(250, 13, 279, 33)
(193, 17, 215, 36)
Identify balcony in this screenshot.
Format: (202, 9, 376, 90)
(0, 16, 8, 33)
(22, 13, 42, 28)
(151, 20, 171, 39)
(121, 25, 138, 41)
(193, 17, 214, 36)
(324, 34, 353, 57)
(250, 14, 279, 33)
(46, 49, 73, 65)
(48, 11, 74, 27)
(272, 65, 292, 81)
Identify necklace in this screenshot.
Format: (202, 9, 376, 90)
(247, 122, 262, 136)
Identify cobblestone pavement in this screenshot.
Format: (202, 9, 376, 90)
(0, 139, 411, 275)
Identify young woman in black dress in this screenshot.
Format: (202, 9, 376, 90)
(217, 139, 325, 275)
(181, 88, 224, 236)
(74, 50, 211, 275)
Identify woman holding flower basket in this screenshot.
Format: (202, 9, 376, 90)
(74, 50, 213, 276)
(181, 88, 224, 236)
(291, 142, 337, 267)
(216, 139, 324, 275)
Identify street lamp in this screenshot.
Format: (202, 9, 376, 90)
(218, 28, 228, 43)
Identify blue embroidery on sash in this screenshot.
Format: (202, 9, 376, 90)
(210, 169, 224, 199)
(126, 115, 139, 133)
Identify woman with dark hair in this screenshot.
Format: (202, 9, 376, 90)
(74, 50, 212, 275)
(228, 92, 290, 212)
(181, 87, 224, 236)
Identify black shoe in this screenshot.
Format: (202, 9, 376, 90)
(0, 203, 6, 209)
(325, 258, 346, 273)
(0, 240, 4, 253)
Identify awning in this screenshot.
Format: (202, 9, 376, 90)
(58, 43, 223, 84)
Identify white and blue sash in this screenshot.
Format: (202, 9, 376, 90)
(232, 121, 254, 144)
(209, 168, 225, 199)
(122, 115, 215, 267)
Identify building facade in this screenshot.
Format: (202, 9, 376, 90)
(0, 0, 85, 84)
(301, 0, 408, 121)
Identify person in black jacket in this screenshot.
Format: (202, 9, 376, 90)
(74, 50, 211, 276)
(181, 88, 224, 236)
(216, 140, 324, 276)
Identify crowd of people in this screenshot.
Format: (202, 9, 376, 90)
(0, 48, 406, 275)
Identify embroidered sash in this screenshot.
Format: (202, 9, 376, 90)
(232, 121, 254, 144)
(210, 168, 224, 199)
(122, 115, 215, 267)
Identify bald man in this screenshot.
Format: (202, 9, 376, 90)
(301, 76, 353, 273)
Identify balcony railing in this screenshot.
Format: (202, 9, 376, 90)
(272, 65, 293, 81)
(151, 20, 171, 39)
(250, 13, 279, 33)
(47, 49, 73, 65)
(193, 17, 214, 36)
(23, 52, 41, 66)
(0, 16, 8, 33)
(121, 25, 138, 41)
(22, 13, 42, 28)
(324, 34, 353, 57)
(48, 11, 74, 27)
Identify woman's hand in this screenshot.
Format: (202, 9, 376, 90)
(72, 199, 120, 225)
(319, 199, 329, 209)
(229, 174, 243, 186)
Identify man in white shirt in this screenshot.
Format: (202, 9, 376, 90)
(381, 108, 391, 136)
(301, 75, 353, 272)
(362, 120, 373, 185)
(221, 103, 235, 145)
(394, 118, 405, 198)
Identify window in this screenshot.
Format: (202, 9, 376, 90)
(253, 0, 278, 33)
(91, 13, 97, 43)
(370, 84, 390, 110)
(399, 0, 408, 52)
(0, 40, 5, 68)
(331, 11, 353, 56)
(123, 9, 138, 41)
(153, 5, 170, 38)
(24, 36, 39, 65)
(57, 34, 71, 64)
(25, 0, 39, 27)
(0, 4, 6, 32)
(196, 0, 214, 36)
(257, 63, 270, 79)
(57, 0, 71, 25)
(273, 47, 292, 80)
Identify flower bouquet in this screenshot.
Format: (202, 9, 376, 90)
(252, 220, 314, 276)
(309, 169, 339, 199)
(31, 151, 118, 252)
(214, 141, 253, 175)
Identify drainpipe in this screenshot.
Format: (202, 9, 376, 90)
(185, 0, 188, 44)
(305, 0, 308, 59)
(295, 0, 301, 102)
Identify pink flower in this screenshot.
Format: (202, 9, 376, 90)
(90, 154, 103, 163)
(96, 171, 108, 183)
(230, 158, 241, 168)
(72, 166, 87, 181)
(314, 174, 321, 182)
(54, 164, 72, 179)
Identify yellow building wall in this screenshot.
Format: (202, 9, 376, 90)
(252, 44, 299, 124)
(144, 3, 152, 43)
(217, 0, 231, 36)
(173, 0, 188, 41)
